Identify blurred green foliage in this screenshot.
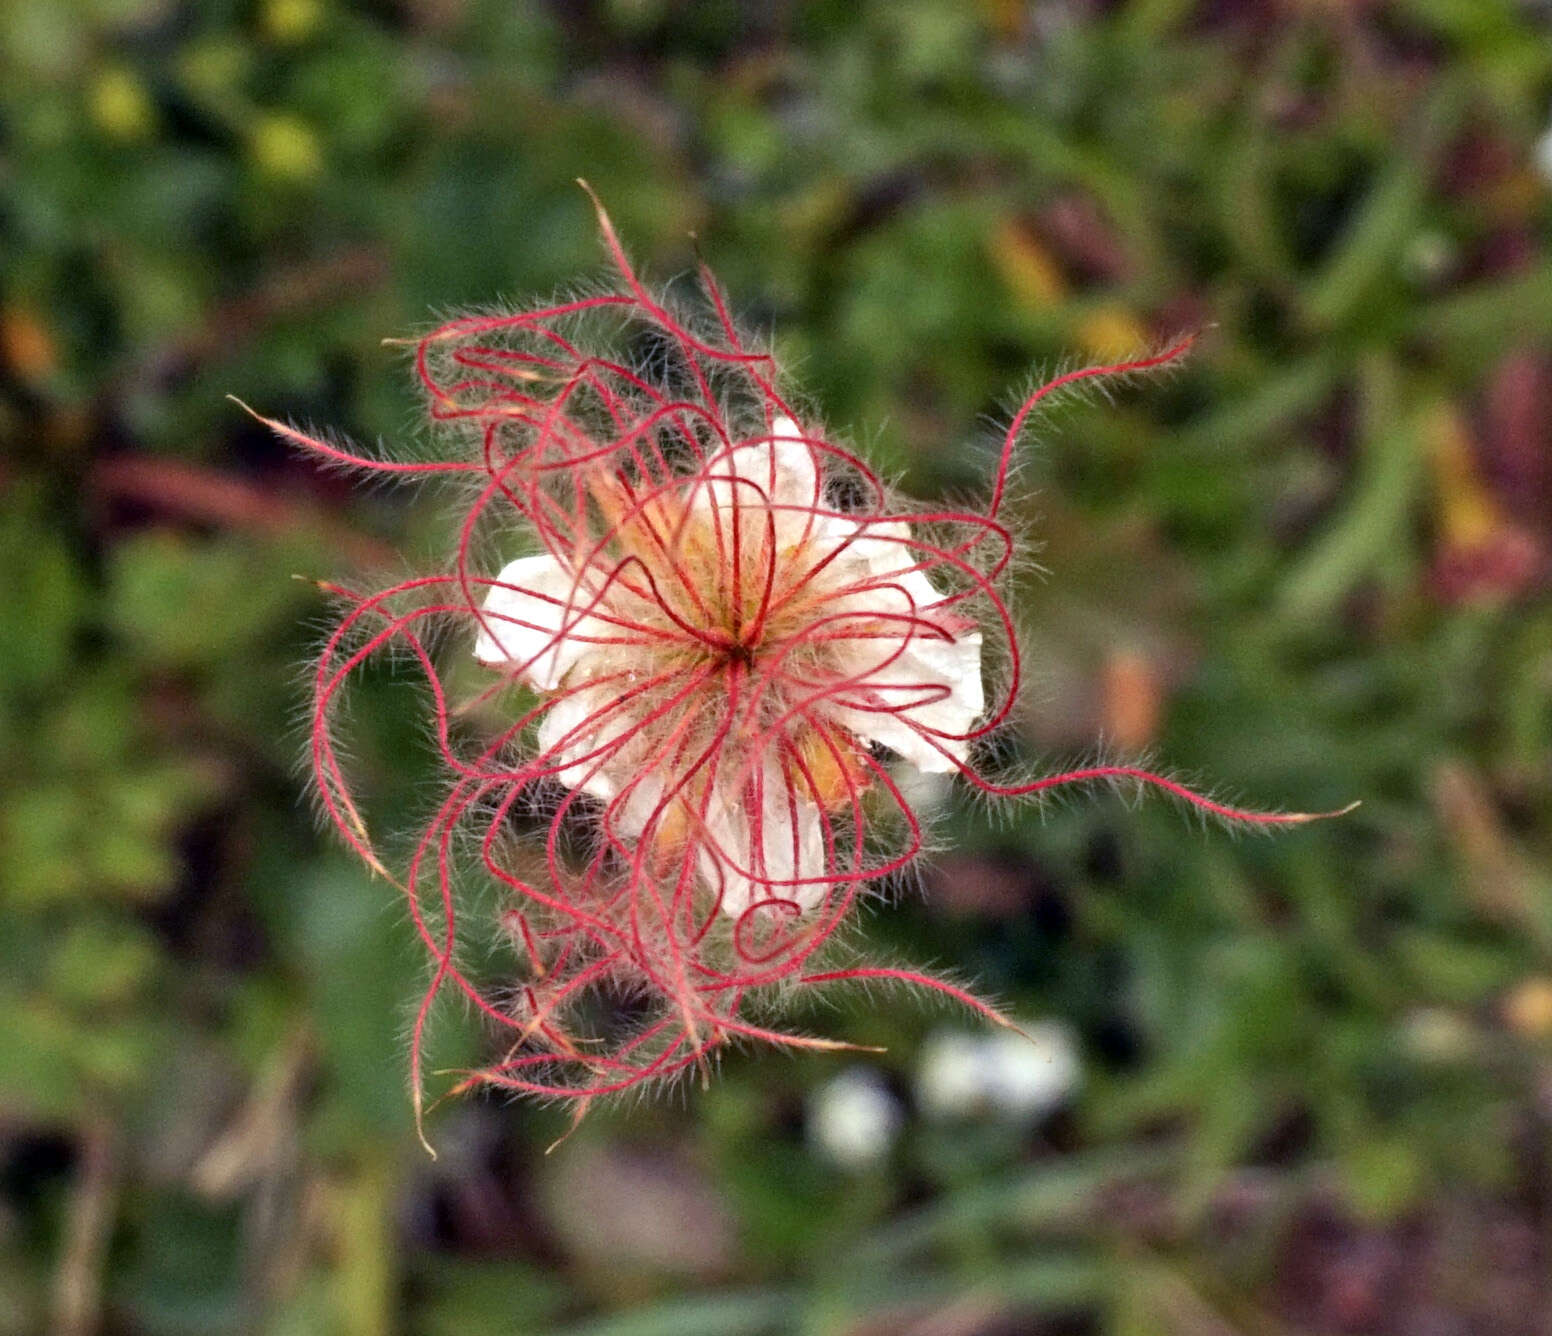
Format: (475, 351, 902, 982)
(3, 1, 1552, 1333)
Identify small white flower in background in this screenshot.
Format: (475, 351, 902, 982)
(915, 1021, 1081, 1124)
(980, 1023, 1082, 1121)
(1536, 113, 1552, 184)
(913, 1029, 988, 1120)
(807, 1066, 903, 1170)
(1401, 1006, 1473, 1064)
(1401, 230, 1454, 287)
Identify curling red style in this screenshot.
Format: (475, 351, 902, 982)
(243, 193, 1347, 1143)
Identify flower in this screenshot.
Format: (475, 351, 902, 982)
(472, 414, 983, 919)
(245, 192, 1347, 1135)
(807, 1067, 903, 1170)
(916, 1022, 1082, 1124)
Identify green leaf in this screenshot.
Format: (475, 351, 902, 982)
(107, 531, 306, 670)
(0, 487, 85, 698)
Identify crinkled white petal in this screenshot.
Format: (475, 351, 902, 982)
(728, 414, 819, 508)
(827, 632, 983, 770)
(690, 414, 823, 548)
(534, 686, 677, 844)
(534, 683, 631, 802)
(839, 519, 939, 589)
(696, 761, 828, 917)
(820, 522, 984, 772)
(475, 552, 613, 689)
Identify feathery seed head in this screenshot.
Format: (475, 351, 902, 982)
(260, 196, 1347, 1137)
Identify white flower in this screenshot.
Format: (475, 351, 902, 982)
(913, 1029, 989, 1120)
(915, 1021, 1082, 1123)
(1536, 117, 1552, 186)
(807, 1066, 903, 1169)
(473, 417, 984, 917)
(980, 1023, 1082, 1122)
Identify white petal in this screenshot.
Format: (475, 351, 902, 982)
(840, 519, 947, 611)
(795, 517, 949, 628)
(534, 684, 626, 801)
(730, 414, 820, 507)
(474, 552, 611, 689)
(827, 629, 983, 771)
(761, 415, 822, 507)
(534, 686, 677, 848)
(691, 415, 823, 539)
(819, 522, 984, 771)
(696, 761, 828, 917)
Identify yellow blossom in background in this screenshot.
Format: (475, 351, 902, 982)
(249, 114, 323, 183)
(89, 67, 156, 143)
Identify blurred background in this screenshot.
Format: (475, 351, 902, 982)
(3, 1, 1552, 1332)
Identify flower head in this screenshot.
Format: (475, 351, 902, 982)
(474, 413, 985, 920)
(247, 194, 1346, 1137)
